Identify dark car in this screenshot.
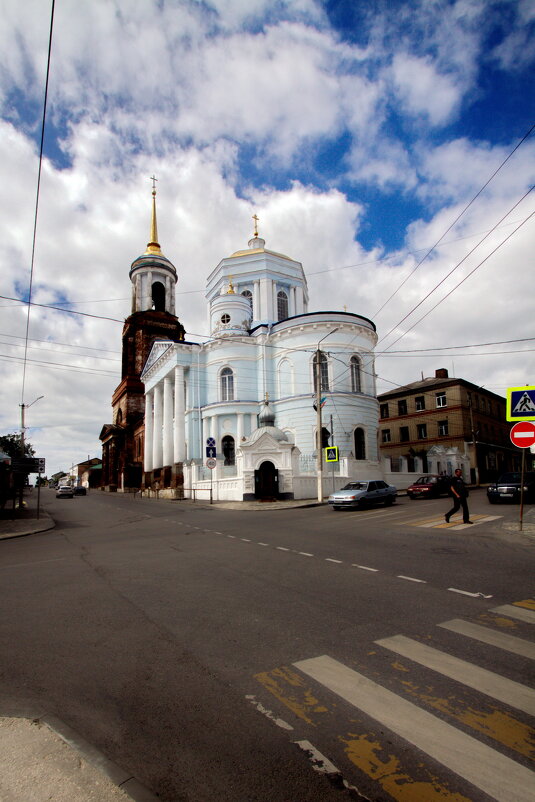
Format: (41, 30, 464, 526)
(487, 472, 535, 504)
(74, 486, 87, 495)
(407, 475, 452, 500)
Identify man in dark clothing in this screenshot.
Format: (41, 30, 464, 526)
(445, 468, 473, 524)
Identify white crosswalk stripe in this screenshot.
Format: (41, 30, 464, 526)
(289, 607, 535, 802)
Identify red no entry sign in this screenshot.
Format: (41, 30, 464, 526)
(510, 420, 535, 448)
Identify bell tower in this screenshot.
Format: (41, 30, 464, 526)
(99, 180, 186, 492)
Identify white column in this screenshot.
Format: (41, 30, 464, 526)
(202, 415, 210, 447)
(210, 415, 217, 441)
(291, 286, 296, 317)
(251, 412, 257, 432)
(144, 390, 153, 472)
(163, 376, 173, 466)
(237, 413, 244, 445)
(174, 365, 186, 462)
(296, 285, 303, 314)
(253, 280, 260, 320)
(152, 383, 163, 469)
(272, 281, 278, 319)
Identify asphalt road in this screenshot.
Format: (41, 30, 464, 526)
(1, 490, 534, 801)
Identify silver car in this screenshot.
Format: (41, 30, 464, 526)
(56, 484, 74, 499)
(328, 480, 397, 510)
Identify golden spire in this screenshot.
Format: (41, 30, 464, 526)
(145, 175, 162, 255)
(252, 213, 259, 238)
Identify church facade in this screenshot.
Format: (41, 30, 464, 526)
(140, 217, 382, 501)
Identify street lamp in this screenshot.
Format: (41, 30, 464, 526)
(20, 395, 44, 455)
(316, 328, 338, 502)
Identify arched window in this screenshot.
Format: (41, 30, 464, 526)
(151, 281, 166, 312)
(241, 289, 252, 307)
(313, 352, 329, 392)
(116, 408, 123, 425)
(277, 290, 288, 321)
(220, 367, 234, 401)
(350, 356, 362, 393)
(354, 427, 366, 460)
(222, 435, 235, 466)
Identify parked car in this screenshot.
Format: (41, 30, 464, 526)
(328, 480, 397, 510)
(56, 485, 74, 498)
(487, 472, 535, 504)
(74, 486, 87, 495)
(407, 474, 452, 500)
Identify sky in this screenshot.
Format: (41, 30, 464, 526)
(0, 0, 534, 478)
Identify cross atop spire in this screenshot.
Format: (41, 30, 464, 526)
(252, 213, 259, 238)
(145, 175, 162, 255)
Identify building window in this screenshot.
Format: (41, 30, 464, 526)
(241, 289, 252, 307)
(398, 400, 407, 416)
(400, 426, 410, 442)
(415, 396, 425, 411)
(436, 392, 447, 408)
(417, 423, 427, 439)
(380, 403, 389, 419)
(350, 356, 362, 393)
(221, 313, 230, 324)
(277, 290, 288, 321)
(313, 352, 329, 392)
(151, 281, 166, 312)
(438, 420, 449, 436)
(222, 435, 235, 466)
(382, 429, 391, 443)
(220, 367, 234, 401)
(354, 427, 366, 460)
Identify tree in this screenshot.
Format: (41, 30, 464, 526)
(0, 433, 35, 459)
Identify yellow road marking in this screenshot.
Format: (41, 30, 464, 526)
(254, 667, 328, 726)
(515, 599, 535, 611)
(341, 733, 471, 802)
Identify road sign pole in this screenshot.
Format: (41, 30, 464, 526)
(519, 449, 526, 532)
(37, 471, 41, 520)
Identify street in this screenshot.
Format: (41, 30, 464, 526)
(0, 490, 534, 801)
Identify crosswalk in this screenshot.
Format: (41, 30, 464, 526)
(253, 600, 535, 802)
(407, 513, 503, 529)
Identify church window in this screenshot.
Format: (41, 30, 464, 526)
(116, 409, 123, 425)
(220, 367, 234, 401)
(221, 313, 230, 324)
(350, 356, 362, 393)
(151, 281, 166, 312)
(277, 290, 288, 321)
(354, 427, 366, 460)
(313, 352, 329, 392)
(222, 435, 235, 466)
(241, 289, 252, 307)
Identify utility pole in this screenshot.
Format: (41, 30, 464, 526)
(468, 395, 480, 486)
(316, 329, 338, 502)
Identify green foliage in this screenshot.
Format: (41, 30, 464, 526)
(0, 433, 35, 459)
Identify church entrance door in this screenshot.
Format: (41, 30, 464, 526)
(254, 461, 279, 500)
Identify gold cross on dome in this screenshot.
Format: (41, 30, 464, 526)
(150, 174, 158, 193)
(252, 214, 259, 237)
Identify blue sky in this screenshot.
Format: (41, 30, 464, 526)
(0, 0, 534, 475)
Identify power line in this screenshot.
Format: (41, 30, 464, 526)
(372, 122, 535, 319)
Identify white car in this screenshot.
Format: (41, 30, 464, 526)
(328, 480, 397, 510)
(56, 485, 74, 498)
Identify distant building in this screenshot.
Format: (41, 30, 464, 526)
(378, 369, 517, 483)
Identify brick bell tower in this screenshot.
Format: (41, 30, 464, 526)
(99, 180, 185, 491)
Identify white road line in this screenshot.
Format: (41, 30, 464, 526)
(258, 542, 269, 546)
(241, 538, 251, 542)
(298, 552, 314, 557)
(326, 558, 342, 564)
(448, 587, 492, 598)
(397, 575, 426, 583)
(245, 695, 294, 731)
(294, 654, 534, 802)
(227, 535, 236, 539)
(293, 740, 340, 776)
(352, 564, 378, 572)
(276, 546, 290, 551)
(375, 634, 535, 716)
(491, 604, 535, 624)
(438, 619, 535, 660)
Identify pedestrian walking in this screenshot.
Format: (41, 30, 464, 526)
(445, 468, 473, 524)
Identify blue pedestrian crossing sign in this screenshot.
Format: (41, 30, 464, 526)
(506, 386, 535, 421)
(325, 446, 339, 462)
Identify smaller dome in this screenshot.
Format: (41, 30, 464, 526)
(258, 399, 275, 427)
(246, 426, 288, 444)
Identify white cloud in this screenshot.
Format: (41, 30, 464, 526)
(390, 53, 462, 126)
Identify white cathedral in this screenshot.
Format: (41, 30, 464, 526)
(138, 200, 382, 501)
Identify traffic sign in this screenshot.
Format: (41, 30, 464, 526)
(206, 446, 217, 459)
(325, 446, 339, 462)
(510, 421, 535, 449)
(206, 437, 216, 448)
(11, 457, 41, 472)
(38, 458, 46, 472)
(206, 457, 217, 469)
(506, 386, 535, 421)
